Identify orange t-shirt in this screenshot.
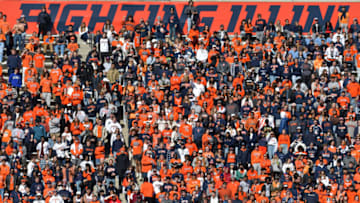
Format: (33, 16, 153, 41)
(131, 139, 143, 155)
(67, 43, 79, 52)
(50, 68, 63, 84)
(33, 53, 45, 68)
(40, 78, 52, 93)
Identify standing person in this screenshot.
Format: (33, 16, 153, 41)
(19, 15, 28, 43)
(12, 19, 26, 50)
(99, 33, 110, 63)
(7, 49, 21, 75)
(2, 15, 11, 54)
(33, 48, 45, 78)
(37, 6, 51, 39)
(168, 7, 179, 41)
(185, 1, 198, 33)
(255, 14, 266, 43)
(338, 6, 349, 33)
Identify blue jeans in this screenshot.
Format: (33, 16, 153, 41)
(270, 75, 277, 84)
(0, 42, 4, 62)
(5, 34, 10, 48)
(187, 17, 192, 33)
(280, 144, 288, 155)
(55, 44, 65, 56)
(169, 26, 176, 41)
(13, 34, 23, 49)
(106, 178, 115, 186)
(0, 188, 3, 200)
(75, 180, 81, 191)
(268, 145, 276, 159)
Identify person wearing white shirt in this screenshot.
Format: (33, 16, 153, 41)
(332, 28, 345, 45)
(78, 22, 89, 43)
(196, 44, 208, 63)
(318, 63, 330, 76)
(103, 57, 112, 73)
(36, 137, 49, 158)
(53, 137, 67, 160)
(210, 192, 219, 203)
(99, 33, 110, 61)
(177, 143, 190, 162)
(73, 105, 87, 123)
(49, 191, 64, 203)
(267, 133, 278, 159)
(152, 178, 164, 194)
(192, 79, 205, 98)
(325, 42, 341, 65)
(105, 114, 122, 135)
(80, 156, 95, 171)
(282, 159, 295, 173)
(27, 157, 36, 177)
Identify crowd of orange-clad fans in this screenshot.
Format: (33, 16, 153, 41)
(0, 1, 360, 203)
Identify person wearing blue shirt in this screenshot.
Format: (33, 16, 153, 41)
(314, 35, 323, 46)
(350, 18, 360, 33)
(179, 190, 191, 203)
(288, 46, 299, 59)
(30, 176, 44, 195)
(193, 121, 204, 149)
(33, 120, 47, 142)
(255, 14, 266, 43)
(7, 49, 21, 75)
(9, 68, 22, 89)
(168, 7, 179, 41)
(304, 186, 319, 203)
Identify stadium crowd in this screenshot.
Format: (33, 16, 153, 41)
(0, 1, 359, 203)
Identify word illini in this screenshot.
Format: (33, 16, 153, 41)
(2, 1, 359, 33)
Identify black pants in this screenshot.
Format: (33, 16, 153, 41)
(38, 23, 48, 38)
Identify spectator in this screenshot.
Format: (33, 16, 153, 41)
(37, 6, 51, 38)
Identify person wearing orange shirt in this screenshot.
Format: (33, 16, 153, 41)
(33, 48, 45, 77)
(278, 130, 291, 154)
(71, 86, 83, 106)
(40, 73, 52, 106)
(67, 37, 79, 53)
(1, 15, 10, 46)
(188, 24, 199, 42)
(170, 71, 181, 91)
(141, 151, 155, 178)
(245, 112, 258, 131)
(131, 134, 144, 175)
(141, 177, 154, 202)
(42, 32, 54, 53)
(338, 6, 349, 32)
(179, 119, 193, 141)
(70, 137, 83, 160)
(251, 144, 263, 174)
(337, 91, 350, 109)
(26, 77, 40, 96)
(347, 75, 360, 99)
(50, 63, 63, 85)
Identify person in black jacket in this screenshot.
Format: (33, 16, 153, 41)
(116, 148, 130, 182)
(236, 143, 250, 166)
(312, 17, 322, 38)
(37, 6, 51, 39)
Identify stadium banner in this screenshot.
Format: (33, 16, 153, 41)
(1, 1, 359, 33)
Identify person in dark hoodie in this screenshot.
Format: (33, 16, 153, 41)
(236, 142, 250, 166)
(37, 6, 51, 38)
(116, 147, 130, 182)
(7, 49, 21, 75)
